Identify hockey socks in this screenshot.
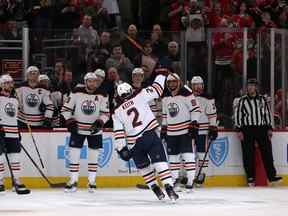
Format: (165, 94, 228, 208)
(182, 153, 196, 186)
(140, 165, 157, 188)
(68, 147, 80, 184)
(88, 148, 100, 186)
(154, 162, 173, 186)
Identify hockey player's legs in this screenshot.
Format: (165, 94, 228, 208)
(87, 135, 102, 191)
(5, 138, 22, 182)
(65, 133, 86, 192)
(195, 135, 209, 184)
(0, 154, 4, 192)
(4, 138, 29, 192)
(166, 135, 181, 186)
(178, 134, 196, 188)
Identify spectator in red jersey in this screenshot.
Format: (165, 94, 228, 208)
(212, 18, 238, 117)
(206, 2, 225, 27)
(168, 0, 190, 32)
(232, 2, 255, 28)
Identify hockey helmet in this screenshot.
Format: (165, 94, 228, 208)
(38, 74, 50, 81)
(117, 82, 133, 98)
(94, 69, 106, 79)
(132, 68, 144, 74)
(166, 73, 180, 81)
(26, 66, 39, 74)
(191, 76, 204, 84)
(0, 74, 13, 84)
(84, 72, 98, 82)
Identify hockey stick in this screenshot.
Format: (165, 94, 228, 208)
(19, 142, 66, 188)
(192, 138, 213, 188)
(4, 152, 30, 194)
(26, 122, 45, 169)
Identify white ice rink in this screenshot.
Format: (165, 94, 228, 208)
(1, 187, 288, 216)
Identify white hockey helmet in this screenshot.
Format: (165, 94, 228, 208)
(94, 69, 106, 79)
(117, 82, 133, 98)
(38, 74, 50, 82)
(191, 76, 204, 84)
(132, 67, 144, 74)
(26, 66, 39, 74)
(84, 72, 98, 82)
(1, 74, 13, 83)
(167, 73, 180, 81)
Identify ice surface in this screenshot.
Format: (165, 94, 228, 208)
(1, 187, 288, 216)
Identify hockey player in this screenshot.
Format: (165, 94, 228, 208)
(161, 73, 201, 191)
(16, 66, 54, 128)
(0, 75, 30, 194)
(113, 70, 179, 201)
(61, 72, 110, 193)
(190, 76, 218, 186)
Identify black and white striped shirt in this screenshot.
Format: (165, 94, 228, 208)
(234, 94, 272, 128)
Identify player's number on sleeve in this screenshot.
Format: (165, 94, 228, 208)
(127, 107, 142, 128)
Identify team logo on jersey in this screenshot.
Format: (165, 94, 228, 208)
(25, 93, 40, 107)
(4, 102, 16, 117)
(168, 102, 179, 117)
(81, 100, 96, 115)
(209, 137, 229, 167)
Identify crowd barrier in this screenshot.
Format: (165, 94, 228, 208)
(3, 129, 288, 188)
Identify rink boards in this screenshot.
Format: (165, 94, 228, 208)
(3, 130, 288, 187)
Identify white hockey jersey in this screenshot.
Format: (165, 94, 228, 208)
(61, 87, 110, 135)
(16, 82, 54, 126)
(0, 93, 19, 138)
(195, 94, 217, 135)
(162, 88, 201, 136)
(113, 75, 165, 149)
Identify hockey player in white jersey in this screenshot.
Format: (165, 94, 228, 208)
(0, 75, 30, 194)
(113, 69, 179, 201)
(16, 66, 54, 128)
(161, 73, 201, 191)
(190, 76, 218, 186)
(61, 72, 110, 193)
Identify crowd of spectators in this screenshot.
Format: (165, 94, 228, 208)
(1, 0, 288, 127)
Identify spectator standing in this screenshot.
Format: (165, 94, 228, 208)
(121, 24, 141, 61)
(151, 24, 167, 59)
(88, 31, 111, 70)
(160, 41, 181, 76)
(105, 44, 134, 82)
(84, 0, 111, 31)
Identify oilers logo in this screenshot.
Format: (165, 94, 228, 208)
(4, 103, 16, 117)
(168, 102, 179, 117)
(81, 100, 96, 115)
(25, 94, 40, 107)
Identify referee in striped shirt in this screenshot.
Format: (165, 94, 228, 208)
(234, 78, 282, 186)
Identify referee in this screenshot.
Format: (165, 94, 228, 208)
(234, 78, 282, 186)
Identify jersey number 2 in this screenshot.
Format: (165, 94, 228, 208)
(127, 107, 142, 128)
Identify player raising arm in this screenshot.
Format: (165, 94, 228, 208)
(113, 69, 179, 202)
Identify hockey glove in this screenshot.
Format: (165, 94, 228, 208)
(39, 102, 46, 113)
(208, 126, 218, 141)
(65, 118, 78, 134)
(155, 68, 169, 76)
(90, 119, 104, 135)
(117, 146, 132, 161)
(42, 118, 52, 128)
(189, 121, 199, 139)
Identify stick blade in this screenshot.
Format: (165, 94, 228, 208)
(49, 182, 67, 188)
